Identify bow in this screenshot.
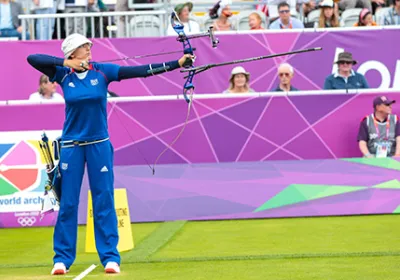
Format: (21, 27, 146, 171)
(111, 11, 220, 175)
(150, 11, 220, 174)
(170, 10, 219, 103)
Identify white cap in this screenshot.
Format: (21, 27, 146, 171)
(319, 0, 334, 7)
(217, 0, 232, 17)
(61, 33, 93, 59)
(231, 66, 249, 76)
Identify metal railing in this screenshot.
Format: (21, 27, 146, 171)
(19, 10, 168, 40)
(16, 0, 269, 40)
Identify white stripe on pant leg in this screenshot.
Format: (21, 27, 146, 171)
(73, 264, 97, 280)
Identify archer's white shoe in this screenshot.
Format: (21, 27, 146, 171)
(105, 262, 120, 274)
(51, 262, 67, 275)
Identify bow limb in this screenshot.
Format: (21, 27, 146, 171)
(151, 12, 194, 175)
(151, 11, 220, 175)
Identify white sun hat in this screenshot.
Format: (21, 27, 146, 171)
(61, 33, 93, 59)
(231, 66, 250, 76)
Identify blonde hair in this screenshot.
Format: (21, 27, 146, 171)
(249, 12, 262, 23)
(38, 74, 50, 96)
(318, 6, 339, 28)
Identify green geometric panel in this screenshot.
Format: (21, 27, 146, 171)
(254, 186, 305, 213)
(0, 177, 18, 196)
(393, 205, 400, 213)
(342, 157, 400, 171)
(312, 185, 366, 199)
(254, 184, 367, 213)
(372, 179, 400, 189)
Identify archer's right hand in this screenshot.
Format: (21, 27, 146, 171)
(64, 58, 89, 71)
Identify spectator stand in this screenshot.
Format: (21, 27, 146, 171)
(16, 0, 398, 40)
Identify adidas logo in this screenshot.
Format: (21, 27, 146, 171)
(68, 82, 75, 88)
(100, 166, 108, 172)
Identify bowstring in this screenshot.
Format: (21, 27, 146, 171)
(112, 103, 154, 173)
(151, 89, 193, 175)
(149, 9, 194, 175)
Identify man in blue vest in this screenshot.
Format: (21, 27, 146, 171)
(357, 96, 400, 158)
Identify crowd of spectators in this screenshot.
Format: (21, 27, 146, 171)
(2, 0, 396, 160)
(27, 49, 368, 103)
(223, 51, 369, 94)
(1, 0, 399, 40)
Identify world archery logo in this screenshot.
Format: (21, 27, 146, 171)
(0, 140, 47, 212)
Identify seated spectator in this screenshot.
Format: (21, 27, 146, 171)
(209, 0, 236, 31)
(31, 0, 56, 40)
(29, 74, 64, 101)
(323, 51, 369, 90)
(381, 0, 400, 25)
(0, 0, 29, 40)
(269, 2, 304, 29)
(223, 66, 255, 94)
(248, 12, 265, 30)
(354, 8, 378, 26)
(273, 63, 299, 92)
(315, 0, 339, 28)
(167, 2, 200, 35)
(357, 96, 400, 158)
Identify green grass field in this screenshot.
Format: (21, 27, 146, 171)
(1, 215, 400, 279)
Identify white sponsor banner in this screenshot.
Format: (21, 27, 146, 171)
(0, 191, 59, 213)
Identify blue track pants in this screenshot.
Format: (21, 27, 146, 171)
(53, 139, 120, 269)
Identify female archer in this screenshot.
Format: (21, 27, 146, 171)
(27, 33, 193, 275)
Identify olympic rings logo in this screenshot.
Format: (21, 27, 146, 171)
(17, 216, 37, 227)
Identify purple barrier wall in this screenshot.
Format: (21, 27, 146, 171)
(1, 91, 400, 228)
(1, 91, 399, 163)
(2, 158, 400, 228)
(1, 28, 399, 101)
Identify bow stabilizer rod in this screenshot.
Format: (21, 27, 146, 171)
(181, 47, 323, 77)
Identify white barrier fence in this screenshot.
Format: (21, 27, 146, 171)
(1, 88, 398, 106)
(19, 10, 169, 41)
(17, 0, 270, 41)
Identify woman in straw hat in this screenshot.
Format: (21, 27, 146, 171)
(223, 66, 255, 94)
(27, 33, 193, 276)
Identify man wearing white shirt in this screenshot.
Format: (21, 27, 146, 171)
(167, 2, 200, 35)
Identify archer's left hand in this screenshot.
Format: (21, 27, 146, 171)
(179, 54, 195, 68)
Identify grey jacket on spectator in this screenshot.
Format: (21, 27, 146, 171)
(0, 1, 24, 29)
